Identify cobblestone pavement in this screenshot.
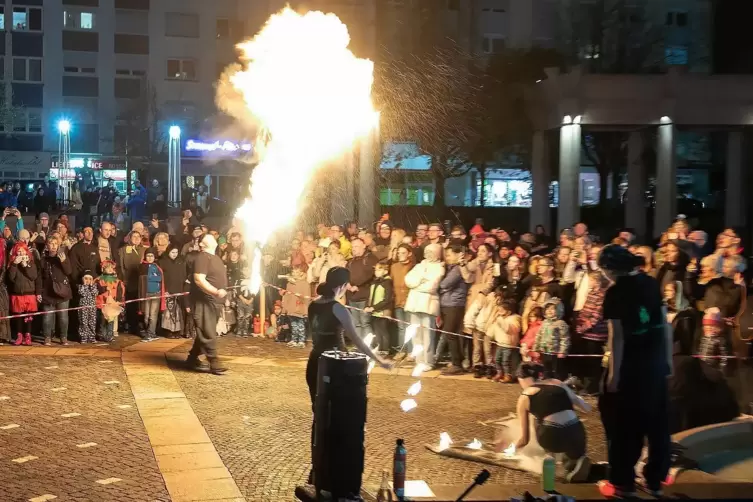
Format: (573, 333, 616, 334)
(0, 356, 170, 502)
(171, 359, 607, 502)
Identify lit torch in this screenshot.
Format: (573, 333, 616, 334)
(438, 432, 453, 451)
(406, 381, 422, 396)
(400, 399, 418, 412)
(466, 438, 483, 450)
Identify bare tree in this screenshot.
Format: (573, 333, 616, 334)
(113, 79, 166, 173)
(0, 83, 27, 135)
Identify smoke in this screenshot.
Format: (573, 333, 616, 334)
(495, 415, 547, 474)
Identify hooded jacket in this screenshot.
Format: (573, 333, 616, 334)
(533, 298, 570, 355)
(404, 244, 444, 316)
(439, 263, 468, 307)
(159, 251, 189, 295)
(8, 243, 38, 295)
(281, 270, 311, 318)
(138, 255, 166, 311)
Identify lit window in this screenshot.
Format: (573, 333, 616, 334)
(186, 176, 195, 188)
(12, 7, 42, 31)
(0, 6, 5, 31)
(665, 45, 688, 65)
(12, 109, 43, 133)
(166, 59, 197, 81)
(28, 110, 42, 133)
(64, 10, 95, 29)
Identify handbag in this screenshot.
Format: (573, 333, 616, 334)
(48, 262, 72, 299)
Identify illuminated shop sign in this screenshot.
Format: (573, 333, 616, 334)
(184, 139, 253, 155)
(50, 158, 126, 170)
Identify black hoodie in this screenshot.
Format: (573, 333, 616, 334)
(159, 249, 188, 294)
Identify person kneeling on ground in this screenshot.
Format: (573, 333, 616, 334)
(496, 362, 592, 483)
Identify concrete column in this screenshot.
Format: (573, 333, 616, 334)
(530, 131, 550, 232)
(725, 131, 744, 228)
(626, 131, 646, 241)
(358, 125, 379, 225)
(331, 150, 355, 225)
(655, 121, 677, 237)
(558, 122, 581, 230)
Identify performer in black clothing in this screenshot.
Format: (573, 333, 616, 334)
(185, 234, 228, 375)
(306, 267, 390, 479)
(597, 244, 672, 498)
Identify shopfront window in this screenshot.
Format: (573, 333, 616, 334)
(380, 187, 434, 206)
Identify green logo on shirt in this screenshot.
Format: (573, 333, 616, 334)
(639, 306, 650, 325)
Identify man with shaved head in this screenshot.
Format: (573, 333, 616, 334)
(186, 234, 228, 374)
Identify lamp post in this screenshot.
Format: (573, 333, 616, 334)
(168, 125, 182, 208)
(57, 120, 71, 204)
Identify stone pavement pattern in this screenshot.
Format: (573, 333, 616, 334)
(0, 338, 607, 502)
(0, 356, 170, 502)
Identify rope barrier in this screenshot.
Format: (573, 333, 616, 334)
(261, 281, 752, 361)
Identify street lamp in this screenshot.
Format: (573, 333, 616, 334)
(57, 119, 72, 204)
(168, 125, 182, 207)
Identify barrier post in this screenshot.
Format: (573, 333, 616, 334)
(259, 284, 266, 335)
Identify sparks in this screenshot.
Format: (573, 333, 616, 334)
(404, 324, 419, 344)
(410, 344, 424, 358)
(466, 438, 483, 450)
(363, 332, 375, 347)
(220, 7, 379, 293)
(438, 432, 453, 451)
(406, 381, 422, 396)
(400, 399, 418, 412)
(503, 443, 517, 457)
(367, 360, 376, 374)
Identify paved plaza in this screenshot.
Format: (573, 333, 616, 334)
(0, 336, 608, 501)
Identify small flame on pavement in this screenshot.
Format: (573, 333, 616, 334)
(410, 344, 423, 358)
(400, 399, 418, 412)
(466, 438, 482, 450)
(503, 443, 516, 457)
(406, 381, 422, 396)
(411, 364, 429, 377)
(438, 432, 453, 451)
(363, 333, 375, 347)
(367, 360, 376, 374)
(404, 324, 419, 344)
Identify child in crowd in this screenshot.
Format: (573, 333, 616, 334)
(365, 260, 394, 355)
(281, 257, 311, 348)
(235, 265, 254, 337)
(270, 301, 291, 342)
(533, 298, 570, 380)
(8, 242, 38, 346)
(520, 306, 543, 362)
(698, 307, 729, 370)
(96, 259, 125, 343)
(490, 298, 522, 383)
(138, 248, 165, 342)
(78, 270, 98, 344)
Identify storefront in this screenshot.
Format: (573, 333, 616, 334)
(180, 136, 254, 205)
(50, 156, 130, 193)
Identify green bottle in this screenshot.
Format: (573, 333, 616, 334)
(542, 455, 555, 492)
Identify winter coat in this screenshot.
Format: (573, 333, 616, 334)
(38, 252, 73, 304)
(69, 240, 100, 284)
(281, 274, 311, 318)
(119, 245, 146, 292)
(474, 293, 498, 333)
(127, 185, 147, 222)
(8, 261, 38, 295)
(404, 254, 444, 316)
(463, 258, 495, 306)
(390, 261, 414, 309)
(439, 263, 468, 307)
(138, 262, 166, 311)
(347, 252, 378, 303)
(367, 276, 394, 317)
(159, 254, 189, 294)
(488, 312, 522, 348)
(533, 298, 570, 355)
(520, 320, 542, 350)
(96, 274, 125, 309)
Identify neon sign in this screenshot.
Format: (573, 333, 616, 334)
(185, 139, 252, 154)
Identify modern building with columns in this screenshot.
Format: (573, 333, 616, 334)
(526, 66, 752, 239)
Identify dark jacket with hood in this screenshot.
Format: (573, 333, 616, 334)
(159, 248, 189, 295)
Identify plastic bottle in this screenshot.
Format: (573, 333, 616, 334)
(393, 438, 406, 500)
(376, 468, 393, 502)
(542, 454, 555, 492)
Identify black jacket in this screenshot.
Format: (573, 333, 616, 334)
(347, 252, 379, 303)
(159, 254, 188, 294)
(69, 240, 100, 284)
(38, 252, 73, 304)
(8, 261, 38, 295)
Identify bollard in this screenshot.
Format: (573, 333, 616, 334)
(259, 284, 266, 336)
(313, 351, 369, 500)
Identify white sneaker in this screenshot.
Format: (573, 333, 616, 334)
(297, 342, 306, 348)
(286, 341, 297, 347)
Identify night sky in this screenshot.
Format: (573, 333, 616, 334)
(713, 0, 753, 73)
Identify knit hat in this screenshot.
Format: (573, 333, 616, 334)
(82, 269, 94, 280)
(598, 243, 643, 273)
(39, 212, 49, 220)
(144, 247, 157, 258)
(703, 308, 723, 327)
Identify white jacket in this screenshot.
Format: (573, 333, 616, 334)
(488, 313, 522, 347)
(404, 258, 444, 316)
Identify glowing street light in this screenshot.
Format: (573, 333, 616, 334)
(57, 119, 71, 134)
(169, 125, 181, 139)
(168, 125, 182, 207)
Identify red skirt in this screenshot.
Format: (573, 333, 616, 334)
(11, 295, 37, 314)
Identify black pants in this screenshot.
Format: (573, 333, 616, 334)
(536, 421, 586, 472)
(371, 316, 392, 354)
(599, 379, 671, 491)
(541, 353, 566, 380)
(441, 306, 465, 367)
(125, 289, 140, 334)
(572, 338, 606, 393)
(188, 301, 220, 361)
